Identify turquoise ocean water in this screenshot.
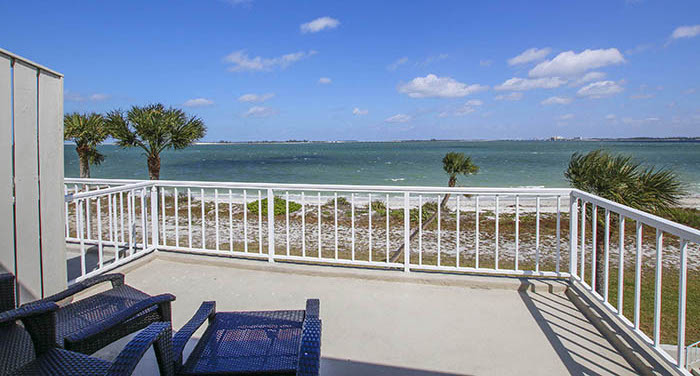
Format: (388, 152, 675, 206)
(64, 141, 700, 196)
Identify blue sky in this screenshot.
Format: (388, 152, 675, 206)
(2, 0, 699, 141)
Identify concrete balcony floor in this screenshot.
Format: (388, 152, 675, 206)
(75, 250, 640, 375)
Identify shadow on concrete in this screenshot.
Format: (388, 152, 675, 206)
(518, 279, 638, 376)
(321, 358, 473, 376)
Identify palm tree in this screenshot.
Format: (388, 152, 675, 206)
(105, 104, 206, 180)
(389, 152, 479, 262)
(565, 149, 684, 293)
(64, 112, 109, 178)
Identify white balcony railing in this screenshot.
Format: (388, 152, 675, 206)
(64, 177, 700, 375)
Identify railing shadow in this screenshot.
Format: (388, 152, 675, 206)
(518, 279, 638, 376)
(321, 357, 472, 376)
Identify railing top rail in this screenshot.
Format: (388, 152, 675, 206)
(64, 177, 147, 185)
(572, 189, 700, 244)
(66, 181, 155, 201)
(0, 47, 63, 77)
(151, 179, 572, 195)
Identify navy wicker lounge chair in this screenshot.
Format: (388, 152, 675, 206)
(172, 299, 322, 375)
(1, 301, 174, 375)
(30, 273, 175, 355)
(0, 273, 15, 313)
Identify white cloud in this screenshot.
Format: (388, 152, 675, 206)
(495, 77, 566, 91)
(224, 50, 316, 72)
(577, 80, 624, 98)
(387, 57, 409, 71)
(494, 92, 524, 101)
(671, 25, 700, 39)
(238, 93, 275, 103)
(605, 114, 616, 120)
(454, 107, 475, 116)
(385, 114, 411, 123)
(529, 48, 625, 77)
(437, 112, 450, 118)
(300, 17, 340, 33)
(465, 99, 483, 106)
(541, 96, 572, 105)
(480, 59, 492, 67)
(65, 91, 110, 102)
(630, 93, 653, 99)
(570, 71, 606, 86)
(684, 88, 697, 95)
(353, 108, 368, 116)
(559, 113, 575, 120)
(244, 106, 277, 118)
(398, 74, 487, 98)
(183, 98, 214, 107)
(622, 117, 660, 125)
(508, 48, 551, 65)
(318, 77, 332, 84)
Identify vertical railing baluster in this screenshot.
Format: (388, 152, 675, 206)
(78, 199, 86, 278)
(113, 194, 119, 261)
(535, 196, 540, 273)
(604, 209, 610, 302)
(351, 193, 355, 260)
(437, 194, 441, 267)
(108, 193, 114, 248)
(369, 193, 372, 262)
(127, 191, 134, 256)
(678, 239, 688, 368)
(579, 201, 585, 279)
(85, 186, 91, 240)
(634, 221, 643, 329)
(568, 196, 578, 277)
(119, 191, 125, 247)
(334, 193, 338, 259)
(317, 192, 321, 258)
(556, 196, 561, 273)
(215, 189, 220, 251)
(201, 189, 206, 249)
(618, 215, 625, 315)
(475, 196, 480, 269)
(140, 188, 147, 248)
(229, 190, 233, 252)
(187, 188, 192, 249)
(73, 184, 79, 238)
(404, 192, 410, 272)
(97, 196, 103, 269)
(515, 195, 519, 271)
(174, 188, 179, 248)
(161, 187, 166, 246)
(258, 190, 262, 254)
(267, 188, 275, 262)
(150, 186, 158, 248)
(456, 195, 460, 268)
(64, 185, 69, 237)
(418, 195, 423, 265)
(301, 192, 305, 257)
(243, 190, 248, 252)
(386, 193, 389, 263)
(285, 191, 290, 256)
(591, 204, 597, 289)
(653, 229, 663, 348)
(495, 195, 499, 270)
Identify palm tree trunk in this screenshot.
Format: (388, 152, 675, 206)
(77, 150, 90, 178)
(147, 154, 160, 180)
(389, 179, 454, 263)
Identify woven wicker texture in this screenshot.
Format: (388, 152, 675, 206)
(0, 273, 16, 313)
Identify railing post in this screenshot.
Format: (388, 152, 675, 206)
(150, 185, 158, 248)
(569, 193, 578, 278)
(404, 192, 410, 272)
(267, 188, 275, 262)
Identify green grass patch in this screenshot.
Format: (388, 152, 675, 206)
(247, 197, 302, 216)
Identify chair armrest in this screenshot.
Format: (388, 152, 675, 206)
(172, 301, 216, 366)
(305, 299, 319, 319)
(106, 322, 174, 376)
(0, 301, 60, 355)
(0, 272, 16, 312)
(42, 273, 125, 303)
(296, 318, 322, 376)
(63, 294, 175, 347)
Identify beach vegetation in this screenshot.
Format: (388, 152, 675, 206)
(105, 103, 206, 180)
(247, 196, 302, 216)
(565, 149, 684, 294)
(64, 112, 109, 178)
